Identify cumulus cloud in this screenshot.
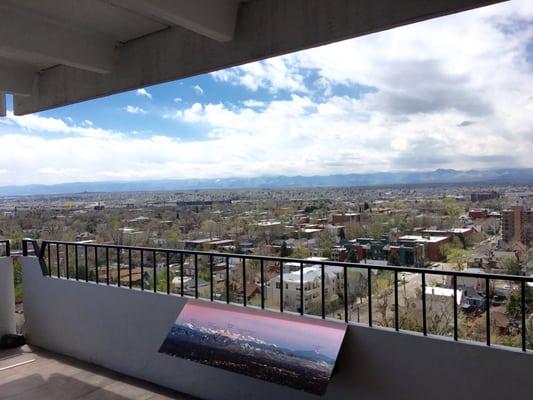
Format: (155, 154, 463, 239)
(2, 111, 124, 140)
(243, 99, 266, 108)
(1, 1, 533, 185)
(124, 105, 148, 115)
(136, 88, 152, 99)
(193, 85, 204, 95)
(211, 57, 308, 93)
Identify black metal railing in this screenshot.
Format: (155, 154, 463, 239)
(0, 240, 10, 257)
(21, 239, 533, 352)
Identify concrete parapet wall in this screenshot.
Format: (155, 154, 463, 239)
(22, 256, 533, 400)
(0, 257, 15, 337)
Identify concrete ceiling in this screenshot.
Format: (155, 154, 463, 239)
(0, 0, 506, 116)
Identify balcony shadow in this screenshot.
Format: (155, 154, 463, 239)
(0, 371, 194, 399)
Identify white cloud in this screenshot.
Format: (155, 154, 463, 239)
(193, 85, 204, 95)
(2, 111, 124, 140)
(1, 1, 533, 185)
(243, 99, 265, 108)
(124, 105, 148, 115)
(136, 88, 152, 99)
(173, 97, 182, 103)
(211, 57, 307, 93)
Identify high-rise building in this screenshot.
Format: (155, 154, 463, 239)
(501, 204, 533, 246)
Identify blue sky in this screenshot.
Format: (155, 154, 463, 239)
(0, 0, 532, 186)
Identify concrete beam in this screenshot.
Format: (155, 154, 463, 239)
(0, 93, 5, 117)
(14, 0, 505, 115)
(106, 0, 240, 42)
(0, 65, 36, 96)
(0, 5, 116, 74)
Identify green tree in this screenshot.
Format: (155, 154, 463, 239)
(389, 252, 400, 266)
(506, 287, 533, 322)
(441, 239, 472, 270)
(292, 244, 310, 259)
(346, 248, 357, 263)
(502, 257, 521, 275)
(444, 199, 463, 225)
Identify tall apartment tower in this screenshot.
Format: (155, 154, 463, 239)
(502, 202, 533, 246)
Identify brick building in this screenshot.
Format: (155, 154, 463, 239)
(331, 213, 361, 225)
(502, 205, 533, 246)
(398, 235, 450, 262)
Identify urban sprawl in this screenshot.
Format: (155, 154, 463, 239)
(2, 184, 533, 348)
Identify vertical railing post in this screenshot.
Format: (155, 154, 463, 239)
(521, 280, 527, 352)
(65, 244, 70, 280)
(422, 272, 427, 336)
(84, 245, 88, 282)
(128, 248, 132, 288)
(260, 259, 265, 309)
(140, 249, 145, 291)
(180, 253, 184, 296)
(225, 255, 230, 303)
(47, 243, 51, 276)
(368, 267, 372, 327)
(22, 240, 28, 256)
(116, 248, 121, 287)
(166, 252, 170, 295)
(344, 265, 348, 323)
(75, 245, 79, 281)
(194, 253, 198, 299)
(242, 258, 246, 307)
(106, 247, 110, 285)
(394, 270, 399, 331)
(210, 254, 214, 302)
(300, 261, 304, 316)
(153, 250, 157, 293)
(321, 263, 325, 319)
(56, 243, 60, 278)
(486, 277, 491, 346)
(94, 246, 99, 284)
(453, 275, 458, 341)
(280, 261, 284, 313)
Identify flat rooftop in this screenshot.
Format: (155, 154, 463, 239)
(0, 345, 195, 400)
(399, 235, 449, 243)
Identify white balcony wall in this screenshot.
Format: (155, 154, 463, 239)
(0, 256, 15, 337)
(21, 256, 533, 400)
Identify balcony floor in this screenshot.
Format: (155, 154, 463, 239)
(0, 345, 195, 399)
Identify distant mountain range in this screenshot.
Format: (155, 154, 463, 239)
(1, 167, 533, 196)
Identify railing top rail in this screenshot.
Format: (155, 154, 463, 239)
(23, 238, 533, 283)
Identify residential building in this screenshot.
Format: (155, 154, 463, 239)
(471, 191, 499, 202)
(398, 235, 450, 261)
(331, 213, 361, 225)
(502, 204, 533, 246)
(266, 256, 367, 315)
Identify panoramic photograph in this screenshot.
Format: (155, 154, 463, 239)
(159, 301, 347, 395)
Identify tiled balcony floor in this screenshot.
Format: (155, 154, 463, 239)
(0, 345, 195, 399)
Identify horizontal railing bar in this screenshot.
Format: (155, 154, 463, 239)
(25, 239, 533, 283)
